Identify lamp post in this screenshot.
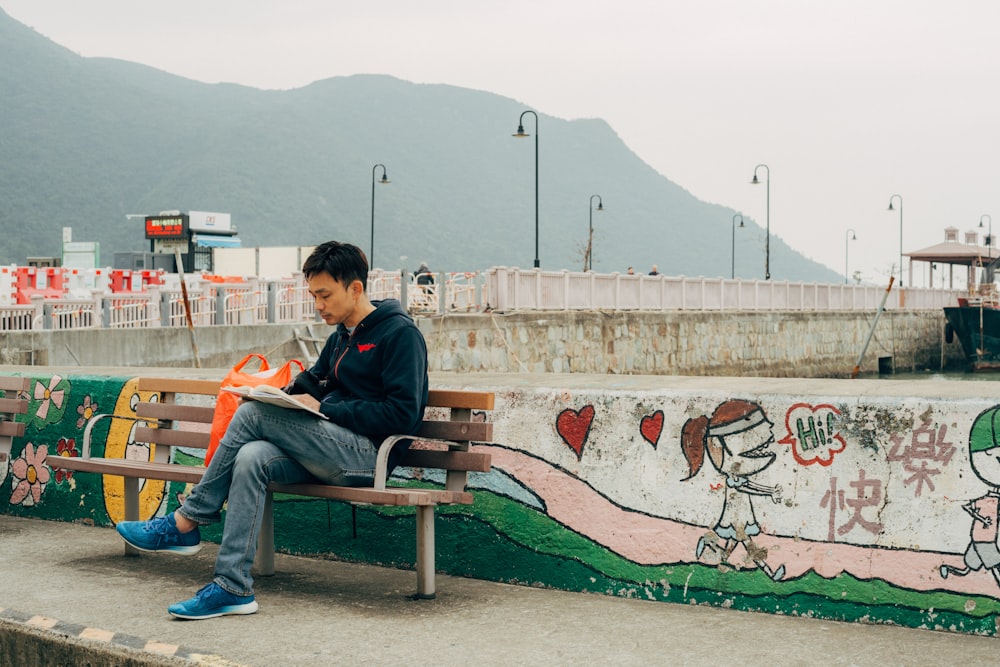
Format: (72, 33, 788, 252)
(751, 164, 770, 280)
(980, 214, 993, 283)
(731, 214, 744, 279)
(587, 194, 604, 271)
(845, 228, 857, 284)
(887, 194, 903, 286)
(513, 110, 540, 268)
(370, 163, 389, 268)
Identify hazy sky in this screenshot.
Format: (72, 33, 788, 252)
(5, 0, 1000, 285)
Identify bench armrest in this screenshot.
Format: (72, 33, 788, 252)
(373, 434, 413, 491)
(81, 413, 150, 459)
(373, 434, 486, 491)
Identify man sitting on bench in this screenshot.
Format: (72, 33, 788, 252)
(116, 240, 429, 620)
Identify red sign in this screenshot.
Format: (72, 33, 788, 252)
(144, 215, 188, 239)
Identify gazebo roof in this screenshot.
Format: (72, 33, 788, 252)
(905, 241, 998, 267)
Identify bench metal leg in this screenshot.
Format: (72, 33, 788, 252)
(123, 477, 140, 557)
(256, 490, 275, 576)
(414, 505, 436, 599)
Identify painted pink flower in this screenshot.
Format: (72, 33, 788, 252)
(76, 395, 98, 429)
(10, 443, 51, 507)
(54, 437, 79, 483)
(33, 375, 65, 422)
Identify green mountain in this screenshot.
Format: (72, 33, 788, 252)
(0, 8, 841, 282)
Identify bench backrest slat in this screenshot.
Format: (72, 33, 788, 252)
(136, 402, 216, 424)
(427, 389, 494, 411)
(134, 426, 211, 450)
(0, 377, 31, 393)
(137, 377, 220, 395)
(0, 377, 30, 450)
(0, 422, 25, 438)
(0, 397, 28, 415)
(416, 420, 492, 443)
(401, 449, 491, 473)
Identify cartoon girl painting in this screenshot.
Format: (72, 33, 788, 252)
(940, 406, 1000, 588)
(681, 398, 786, 581)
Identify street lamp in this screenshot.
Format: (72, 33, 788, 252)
(731, 214, 744, 279)
(750, 164, 770, 280)
(587, 194, 604, 271)
(845, 228, 857, 284)
(980, 214, 993, 282)
(887, 194, 903, 286)
(513, 110, 540, 268)
(370, 163, 389, 268)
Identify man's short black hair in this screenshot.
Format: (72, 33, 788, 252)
(302, 241, 369, 290)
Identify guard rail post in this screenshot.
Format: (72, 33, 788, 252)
(158, 290, 171, 326)
(147, 287, 162, 328)
(266, 282, 278, 324)
(101, 297, 112, 328)
(215, 288, 226, 326)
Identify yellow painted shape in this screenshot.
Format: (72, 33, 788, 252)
(101, 378, 166, 524)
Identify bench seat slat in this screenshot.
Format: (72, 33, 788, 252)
(134, 426, 211, 450)
(51, 458, 206, 483)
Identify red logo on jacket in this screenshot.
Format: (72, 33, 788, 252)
(357, 343, 376, 353)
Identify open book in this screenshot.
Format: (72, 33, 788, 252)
(221, 384, 328, 419)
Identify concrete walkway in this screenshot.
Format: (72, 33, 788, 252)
(1, 515, 998, 666)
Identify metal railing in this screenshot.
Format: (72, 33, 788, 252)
(164, 288, 215, 328)
(105, 294, 160, 329)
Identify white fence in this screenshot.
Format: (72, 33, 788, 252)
(0, 267, 965, 331)
(481, 268, 961, 312)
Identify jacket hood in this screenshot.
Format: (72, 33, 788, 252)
(337, 299, 411, 336)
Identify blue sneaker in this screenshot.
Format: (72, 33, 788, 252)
(116, 513, 202, 555)
(168, 582, 258, 620)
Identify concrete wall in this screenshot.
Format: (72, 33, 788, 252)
(0, 324, 314, 369)
(0, 309, 968, 376)
(419, 310, 966, 376)
(4, 368, 1000, 636)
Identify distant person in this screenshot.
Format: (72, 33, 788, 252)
(649, 265, 659, 276)
(627, 266, 635, 275)
(414, 262, 434, 287)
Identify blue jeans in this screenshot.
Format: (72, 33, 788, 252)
(177, 401, 378, 596)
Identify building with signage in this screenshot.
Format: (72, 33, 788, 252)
(139, 210, 241, 272)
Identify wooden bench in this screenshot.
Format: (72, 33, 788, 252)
(0, 376, 30, 469)
(49, 377, 494, 599)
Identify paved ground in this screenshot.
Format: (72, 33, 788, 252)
(1, 514, 998, 666)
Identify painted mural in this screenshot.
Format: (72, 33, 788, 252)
(3, 372, 1000, 636)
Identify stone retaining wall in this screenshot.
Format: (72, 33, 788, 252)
(418, 309, 965, 376)
(1, 310, 967, 377)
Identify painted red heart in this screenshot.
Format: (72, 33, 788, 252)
(557, 405, 595, 460)
(640, 410, 664, 448)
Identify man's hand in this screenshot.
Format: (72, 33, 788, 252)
(293, 393, 322, 412)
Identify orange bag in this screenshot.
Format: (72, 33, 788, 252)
(206, 353, 305, 464)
